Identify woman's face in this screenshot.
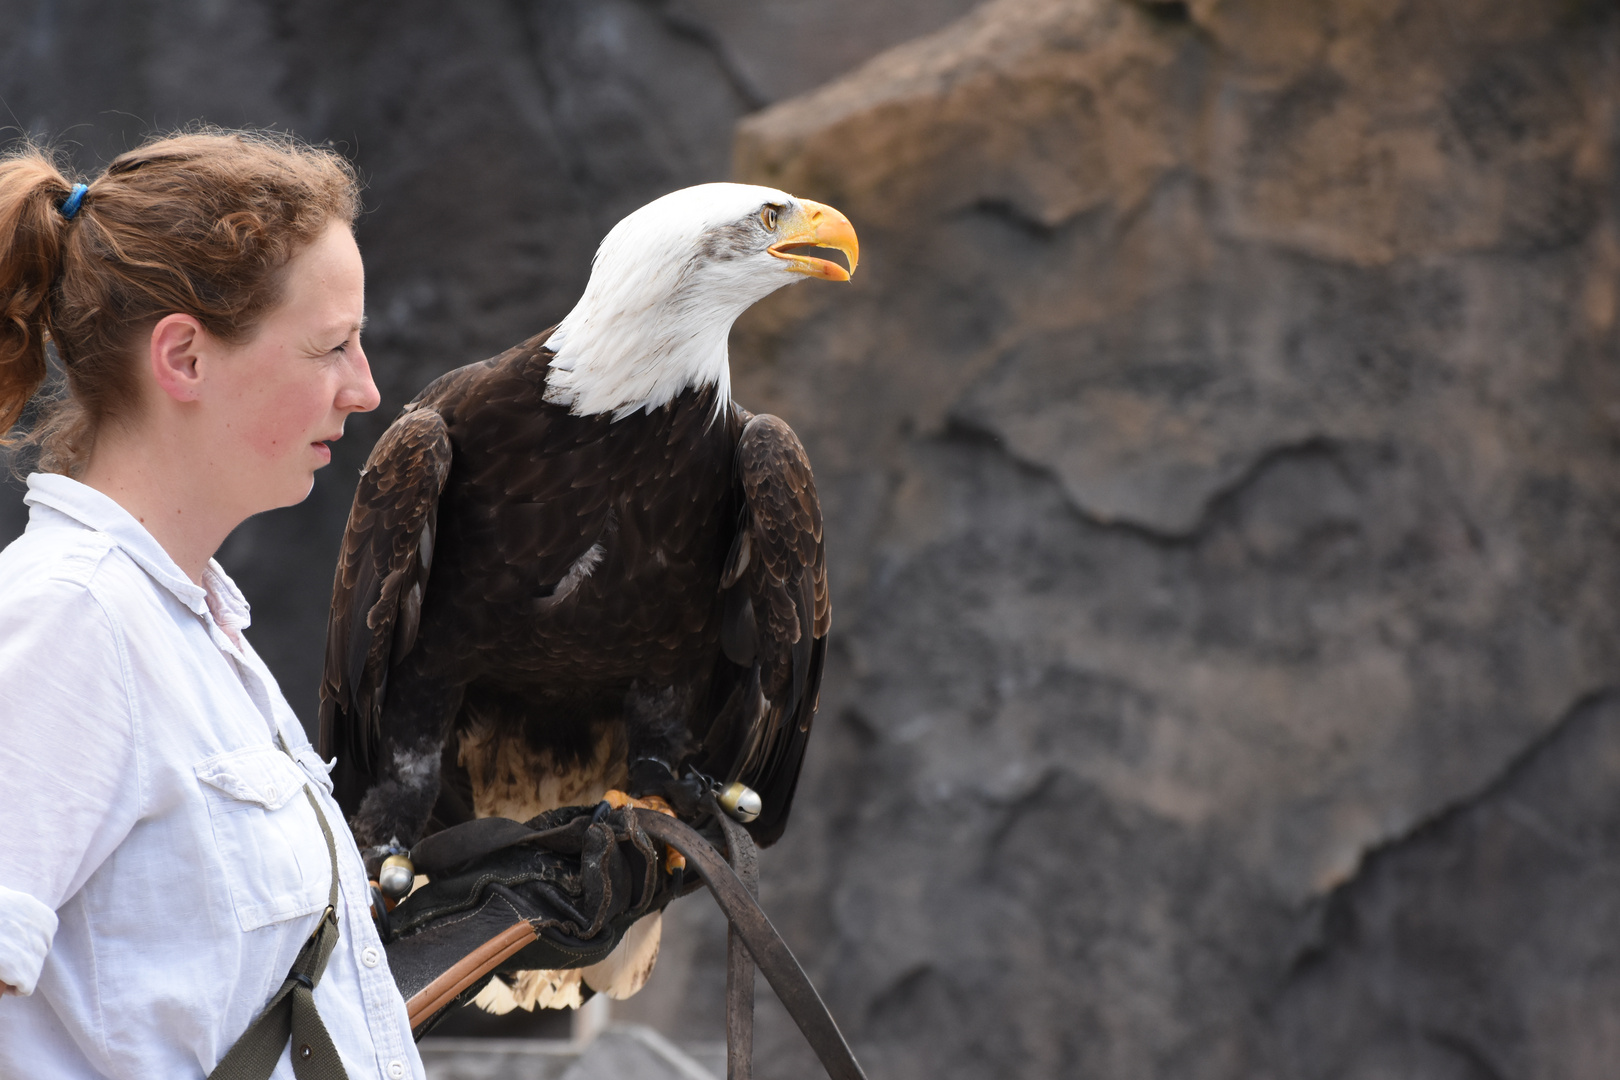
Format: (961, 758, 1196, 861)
(208, 222, 379, 512)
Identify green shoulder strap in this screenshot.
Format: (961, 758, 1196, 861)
(208, 741, 349, 1080)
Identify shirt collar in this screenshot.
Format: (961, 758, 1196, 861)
(202, 562, 253, 642)
(24, 472, 250, 630)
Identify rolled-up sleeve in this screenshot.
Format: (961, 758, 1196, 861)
(0, 887, 57, 995)
(0, 577, 140, 995)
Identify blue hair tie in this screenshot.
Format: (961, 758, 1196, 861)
(60, 183, 88, 220)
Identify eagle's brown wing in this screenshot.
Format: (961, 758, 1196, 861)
(318, 403, 454, 774)
(702, 411, 829, 846)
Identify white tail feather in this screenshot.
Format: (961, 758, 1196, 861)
(469, 912, 663, 1013)
(583, 911, 663, 1000)
(473, 968, 589, 1014)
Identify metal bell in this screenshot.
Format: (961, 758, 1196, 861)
(378, 854, 416, 900)
(718, 781, 762, 824)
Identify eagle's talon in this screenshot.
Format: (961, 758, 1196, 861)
(601, 789, 673, 814)
(601, 790, 686, 873)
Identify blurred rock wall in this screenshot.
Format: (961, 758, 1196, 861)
(4, 1, 1620, 1077)
(705, 1, 1620, 1077)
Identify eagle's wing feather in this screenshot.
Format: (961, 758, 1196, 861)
(318, 404, 453, 773)
(707, 411, 829, 845)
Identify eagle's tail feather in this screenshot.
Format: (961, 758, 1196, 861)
(470, 911, 663, 1014)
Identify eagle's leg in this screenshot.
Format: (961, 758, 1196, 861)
(599, 682, 707, 874)
(622, 682, 708, 816)
(349, 659, 466, 857)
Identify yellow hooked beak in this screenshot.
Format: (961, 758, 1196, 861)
(768, 198, 859, 282)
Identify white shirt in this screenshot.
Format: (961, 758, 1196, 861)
(0, 474, 425, 1080)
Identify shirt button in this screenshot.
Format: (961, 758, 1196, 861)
(265, 785, 279, 801)
(388, 1060, 405, 1079)
(362, 946, 381, 968)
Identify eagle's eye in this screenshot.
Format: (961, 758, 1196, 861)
(760, 206, 779, 231)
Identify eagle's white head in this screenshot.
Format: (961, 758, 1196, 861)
(543, 182, 859, 420)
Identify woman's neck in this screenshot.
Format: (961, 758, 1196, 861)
(78, 428, 242, 586)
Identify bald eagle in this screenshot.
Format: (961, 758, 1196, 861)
(319, 184, 854, 1009)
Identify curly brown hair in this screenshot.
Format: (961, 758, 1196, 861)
(0, 128, 361, 474)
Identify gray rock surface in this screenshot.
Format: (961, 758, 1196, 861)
(4, 1, 1620, 1077)
(682, 0, 1620, 1076)
(1269, 690, 1620, 1079)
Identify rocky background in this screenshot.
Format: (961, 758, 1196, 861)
(4, 1, 1620, 1077)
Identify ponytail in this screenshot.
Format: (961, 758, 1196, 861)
(0, 145, 77, 441)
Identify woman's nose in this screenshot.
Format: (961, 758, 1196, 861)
(339, 342, 382, 413)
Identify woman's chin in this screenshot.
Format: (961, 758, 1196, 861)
(239, 456, 326, 515)
(261, 472, 319, 512)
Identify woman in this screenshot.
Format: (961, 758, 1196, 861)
(0, 130, 423, 1080)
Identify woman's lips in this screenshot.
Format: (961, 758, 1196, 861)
(312, 430, 343, 464)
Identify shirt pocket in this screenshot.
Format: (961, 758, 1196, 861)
(194, 746, 331, 933)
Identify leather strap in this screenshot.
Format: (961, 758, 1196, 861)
(404, 913, 538, 1030)
(209, 776, 348, 1080)
(631, 810, 867, 1080)
(712, 805, 759, 1080)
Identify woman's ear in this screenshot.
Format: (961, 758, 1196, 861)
(148, 314, 207, 403)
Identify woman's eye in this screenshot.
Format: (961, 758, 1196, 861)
(761, 206, 778, 230)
